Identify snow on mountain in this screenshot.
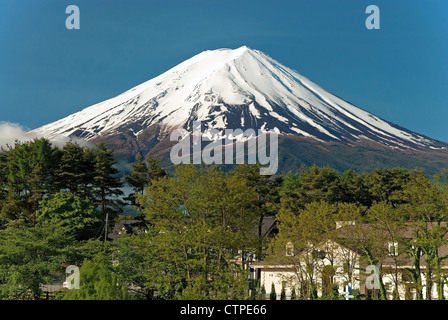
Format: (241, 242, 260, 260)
(30, 46, 443, 151)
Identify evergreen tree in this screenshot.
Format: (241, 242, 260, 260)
(260, 284, 266, 300)
(79, 147, 97, 201)
(93, 143, 124, 239)
(1, 139, 60, 226)
(125, 154, 148, 205)
(270, 283, 276, 300)
(341, 169, 371, 206)
(124, 154, 167, 207)
(296, 165, 344, 206)
(146, 155, 168, 182)
(230, 163, 282, 260)
(56, 142, 84, 193)
(280, 282, 286, 300)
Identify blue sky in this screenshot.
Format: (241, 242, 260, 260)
(1, 0, 447, 141)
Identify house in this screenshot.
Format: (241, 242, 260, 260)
(230, 216, 278, 268)
(108, 218, 148, 241)
(250, 221, 448, 300)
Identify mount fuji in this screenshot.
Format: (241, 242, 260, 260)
(30, 46, 448, 174)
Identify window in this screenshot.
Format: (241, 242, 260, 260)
(388, 242, 398, 256)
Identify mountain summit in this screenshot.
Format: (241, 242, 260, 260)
(30, 46, 448, 173)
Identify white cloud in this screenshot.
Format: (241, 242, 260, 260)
(0, 122, 37, 148)
(0, 122, 93, 149)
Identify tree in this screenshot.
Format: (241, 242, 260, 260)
(0, 222, 75, 299)
(270, 283, 276, 300)
(37, 192, 103, 240)
(0, 151, 8, 210)
(56, 142, 87, 195)
(363, 168, 412, 206)
(400, 170, 448, 300)
(0, 139, 61, 226)
(266, 200, 364, 300)
(93, 143, 124, 240)
(137, 165, 258, 299)
(230, 163, 282, 259)
(113, 231, 157, 300)
(341, 169, 371, 206)
(280, 282, 286, 300)
(259, 284, 266, 300)
(146, 155, 168, 181)
(63, 254, 129, 300)
(365, 202, 406, 299)
(296, 165, 344, 206)
(124, 154, 167, 207)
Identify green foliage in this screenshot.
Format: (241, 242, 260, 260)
(63, 255, 129, 300)
(0, 222, 76, 299)
(136, 165, 259, 299)
(270, 283, 276, 300)
(280, 282, 286, 300)
(2, 138, 448, 301)
(56, 142, 95, 198)
(93, 142, 124, 219)
(37, 192, 102, 240)
(124, 154, 167, 207)
(0, 138, 61, 225)
(259, 284, 266, 300)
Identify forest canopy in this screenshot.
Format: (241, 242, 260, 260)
(0, 138, 447, 300)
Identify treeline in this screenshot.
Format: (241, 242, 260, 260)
(0, 138, 123, 231)
(0, 138, 447, 300)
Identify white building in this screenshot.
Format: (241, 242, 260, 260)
(250, 222, 448, 300)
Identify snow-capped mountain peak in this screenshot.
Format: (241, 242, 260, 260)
(31, 46, 443, 151)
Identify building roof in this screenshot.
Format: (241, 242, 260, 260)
(258, 216, 277, 238)
(109, 219, 148, 240)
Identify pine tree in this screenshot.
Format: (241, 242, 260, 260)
(146, 155, 168, 182)
(92, 143, 124, 240)
(1, 139, 60, 226)
(280, 282, 286, 300)
(260, 284, 266, 300)
(125, 154, 148, 196)
(229, 164, 282, 260)
(124, 154, 167, 207)
(79, 147, 97, 201)
(56, 142, 87, 195)
(270, 282, 277, 300)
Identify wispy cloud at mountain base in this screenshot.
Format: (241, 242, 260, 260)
(0, 122, 92, 149)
